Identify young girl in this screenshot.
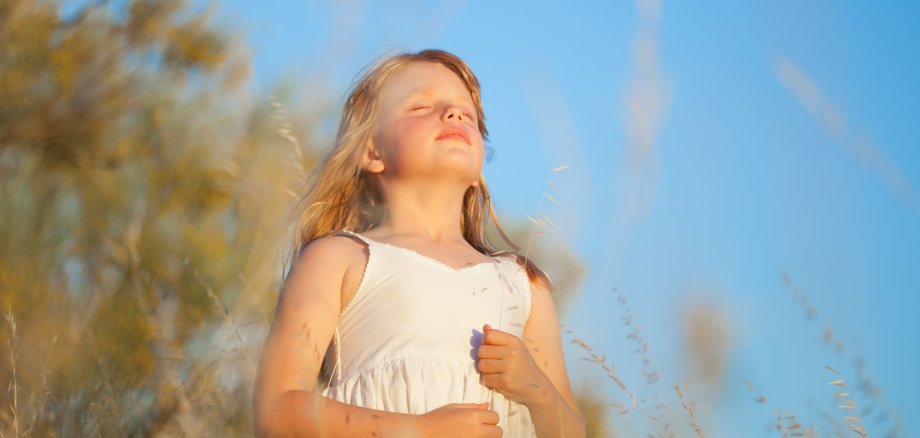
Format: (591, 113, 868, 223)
(252, 49, 584, 437)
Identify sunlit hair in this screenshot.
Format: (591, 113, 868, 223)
(288, 48, 551, 289)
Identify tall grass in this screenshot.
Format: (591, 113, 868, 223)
(0, 1, 909, 437)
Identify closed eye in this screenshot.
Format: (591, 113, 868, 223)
(409, 102, 432, 111)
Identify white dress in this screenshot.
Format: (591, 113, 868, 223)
(321, 229, 538, 437)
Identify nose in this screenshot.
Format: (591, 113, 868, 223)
(443, 105, 464, 124)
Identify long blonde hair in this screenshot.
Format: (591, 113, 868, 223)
(289, 49, 550, 289)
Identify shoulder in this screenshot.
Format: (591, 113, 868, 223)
(523, 269, 554, 322)
(287, 233, 368, 290)
(492, 251, 553, 294)
(295, 232, 363, 263)
(490, 251, 553, 323)
(298, 232, 367, 258)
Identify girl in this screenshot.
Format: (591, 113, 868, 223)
(252, 49, 584, 437)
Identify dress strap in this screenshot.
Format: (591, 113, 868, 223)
(327, 229, 367, 387)
(336, 229, 373, 247)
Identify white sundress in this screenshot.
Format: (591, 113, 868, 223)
(320, 229, 538, 437)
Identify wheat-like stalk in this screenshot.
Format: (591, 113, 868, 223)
(826, 366, 868, 437)
(567, 334, 633, 404)
(615, 289, 659, 386)
(194, 269, 256, 381)
(269, 94, 310, 200)
(20, 334, 57, 437)
(521, 165, 568, 266)
(674, 385, 704, 438)
(782, 271, 901, 436)
(3, 307, 19, 438)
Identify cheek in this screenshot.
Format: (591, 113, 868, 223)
(375, 120, 428, 166)
(374, 119, 409, 156)
(387, 118, 428, 145)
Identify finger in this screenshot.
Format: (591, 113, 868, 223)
(481, 373, 500, 389)
(434, 403, 489, 410)
(477, 358, 503, 374)
(482, 326, 513, 346)
(482, 425, 503, 438)
(443, 402, 489, 410)
(477, 408, 500, 425)
(476, 344, 505, 359)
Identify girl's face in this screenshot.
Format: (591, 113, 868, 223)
(368, 61, 485, 188)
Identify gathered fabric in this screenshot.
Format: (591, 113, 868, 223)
(321, 229, 537, 437)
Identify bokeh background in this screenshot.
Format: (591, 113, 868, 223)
(2, 0, 917, 436)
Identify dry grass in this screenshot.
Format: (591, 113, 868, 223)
(673, 385, 703, 438)
(784, 273, 904, 434)
(826, 366, 867, 437)
(0, 2, 909, 437)
(553, 271, 908, 437)
(1, 121, 907, 438)
(3, 307, 18, 438)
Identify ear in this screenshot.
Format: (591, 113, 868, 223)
(471, 174, 482, 188)
(360, 140, 385, 173)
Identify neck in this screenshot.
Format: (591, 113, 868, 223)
(374, 179, 471, 242)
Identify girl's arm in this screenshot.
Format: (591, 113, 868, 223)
(477, 279, 586, 437)
(252, 237, 389, 436)
(521, 280, 585, 438)
(251, 236, 500, 437)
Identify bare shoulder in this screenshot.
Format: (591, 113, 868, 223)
(289, 233, 367, 282)
(527, 275, 552, 296)
(286, 233, 369, 313)
(253, 233, 368, 401)
(294, 233, 366, 267)
(525, 276, 555, 321)
(522, 274, 556, 343)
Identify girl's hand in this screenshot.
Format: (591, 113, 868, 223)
(417, 403, 502, 437)
(476, 324, 551, 406)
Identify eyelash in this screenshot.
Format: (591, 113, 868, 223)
(409, 105, 475, 121)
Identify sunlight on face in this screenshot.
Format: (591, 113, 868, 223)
(371, 61, 485, 186)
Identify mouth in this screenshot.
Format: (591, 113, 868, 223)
(435, 127, 471, 145)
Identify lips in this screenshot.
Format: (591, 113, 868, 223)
(435, 126, 471, 145)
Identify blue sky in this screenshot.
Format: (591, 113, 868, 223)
(205, 0, 919, 435)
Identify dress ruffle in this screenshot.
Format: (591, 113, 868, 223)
(322, 355, 536, 437)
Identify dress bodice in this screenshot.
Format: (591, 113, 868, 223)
(320, 229, 537, 437)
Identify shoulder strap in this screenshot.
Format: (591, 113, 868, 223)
(335, 229, 373, 246)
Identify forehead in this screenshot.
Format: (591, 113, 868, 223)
(378, 61, 473, 105)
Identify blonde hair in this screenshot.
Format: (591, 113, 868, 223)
(288, 48, 551, 289)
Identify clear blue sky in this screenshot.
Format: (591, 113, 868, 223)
(206, 1, 919, 435)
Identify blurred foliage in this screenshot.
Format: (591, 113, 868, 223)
(0, 0, 591, 436)
(574, 382, 614, 438)
(1, 1, 901, 437)
(0, 0, 312, 434)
